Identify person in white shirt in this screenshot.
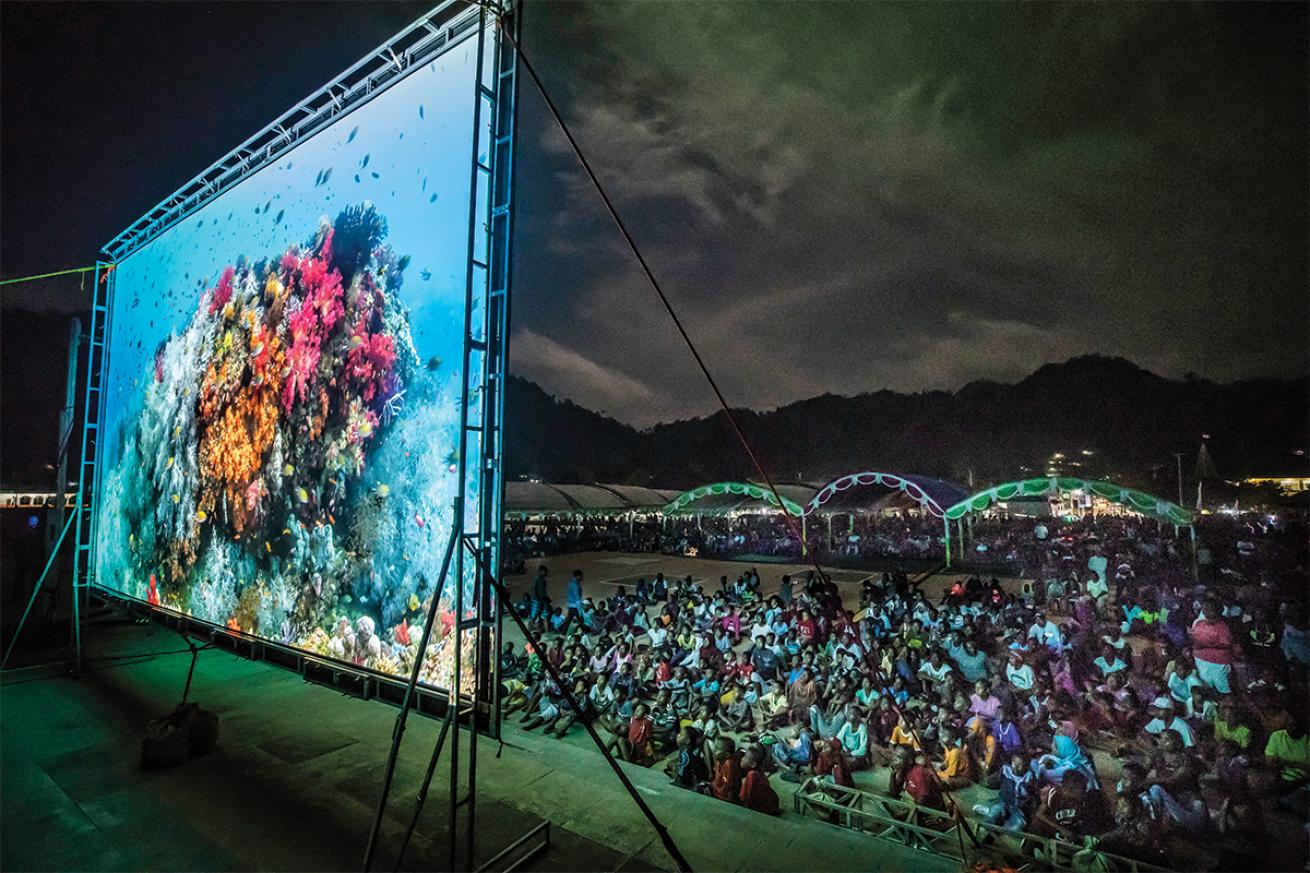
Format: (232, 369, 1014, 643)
(1087, 552, 1108, 587)
(1092, 644, 1128, 679)
(1027, 612, 1060, 649)
(646, 622, 668, 648)
(1005, 651, 1035, 691)
(834, 710, 870, 767)
(1143, 696, 1196, 747)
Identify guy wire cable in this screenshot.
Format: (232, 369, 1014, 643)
(473, 2, 982, 854)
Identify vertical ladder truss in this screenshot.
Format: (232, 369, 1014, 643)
(454, 0, 517, 736)
(71, 261, 115, 672)
(451, 0, 518, 864)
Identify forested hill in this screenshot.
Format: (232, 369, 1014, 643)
(504, 355, 1309, 490)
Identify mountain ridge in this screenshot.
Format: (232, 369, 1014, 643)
(505, 354, 1309, 490)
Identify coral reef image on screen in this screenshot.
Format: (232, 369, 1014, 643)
(95, 31, 492, 692)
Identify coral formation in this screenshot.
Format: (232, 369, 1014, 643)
(98, 204, 479, 690)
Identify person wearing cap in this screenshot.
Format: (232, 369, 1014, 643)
(1027, 610, 1061, 650)
(1144, 696, 1196, 747)
(1006, 650, 1036, 692)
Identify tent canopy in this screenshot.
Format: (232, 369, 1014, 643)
(663, 481, 817, 517)
(504, 482, 680, 516)
(805, 471, 968, 519)
(943, 477, 1193, 526)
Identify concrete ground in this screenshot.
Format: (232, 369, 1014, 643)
(498, 549, 981, 622)
(1, 613, 958, 873)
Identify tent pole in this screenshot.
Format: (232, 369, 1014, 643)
(1190, 524, 1198, 582)
(944, 516, 951, 568)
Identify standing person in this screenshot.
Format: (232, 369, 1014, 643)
(558, 569, 585, 636)
(1190, 598, 1234, 694)
(778, 574, 793, 607)
(529, 566, 550, 631)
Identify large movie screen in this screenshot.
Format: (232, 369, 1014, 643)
(95, 25, 490, 691)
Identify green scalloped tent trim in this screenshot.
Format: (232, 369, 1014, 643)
(664, 481, 805, 516)
(943, 478, 1192, 525)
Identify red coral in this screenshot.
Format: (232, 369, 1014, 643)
(208, 266, 235, 314)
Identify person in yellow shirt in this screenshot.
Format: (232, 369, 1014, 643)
(1214, 699, 1252, 751)
(1265, 711, 1308, 784)
(935, 726, 974, 790)
(890, 711, 923, 751)
(966, 717, 1001, 787)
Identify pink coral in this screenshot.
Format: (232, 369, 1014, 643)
(208, 266, 235, 315)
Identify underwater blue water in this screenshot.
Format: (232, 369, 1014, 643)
(94, 27, 494, 689)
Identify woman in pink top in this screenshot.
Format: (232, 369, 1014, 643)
(1190, 598, 1233, 694)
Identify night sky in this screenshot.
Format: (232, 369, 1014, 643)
(2, 1, 1306, 427)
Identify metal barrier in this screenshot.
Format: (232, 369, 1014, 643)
(475, 820, 550, 873)
(793, 777, 1166, 873)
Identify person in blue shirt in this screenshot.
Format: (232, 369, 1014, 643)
(558, 569, 586, 635)
(771, 723, 814, 778)
(778, 574, 793, 606)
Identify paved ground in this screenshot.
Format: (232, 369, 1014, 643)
(1, 614, 957, 873)
(499, 549, 984, 623)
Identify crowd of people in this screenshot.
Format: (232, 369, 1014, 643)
(501, 511, 1309, 870)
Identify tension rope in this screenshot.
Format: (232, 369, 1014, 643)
(474, 0, 984, 859)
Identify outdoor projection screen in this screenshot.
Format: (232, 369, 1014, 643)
(92, 3, 508, 696)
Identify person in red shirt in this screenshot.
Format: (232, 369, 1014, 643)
(796, 610, 818, 645)
(812, 739, 855, 789)
(738, 747, 780, 815)
(711, 736, 743, 802)
(625, 703, 654, 765)
(888, 746, 944, 811)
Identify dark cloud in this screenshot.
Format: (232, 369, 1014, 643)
(510, 1, 1308, 425)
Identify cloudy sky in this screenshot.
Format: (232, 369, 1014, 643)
(506, 2, 1307, 425)
(3, 2, 1306, 427)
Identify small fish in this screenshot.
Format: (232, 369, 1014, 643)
(350, 335, 364, 348)
(274, 209, 284, 224)
(415, 513, 425, 529)
(419, 105, 425, 119)
(354, 174, 361, 184)
(360, 154, 370, 168)
(297, 487, 309, 503)
(172, 494, 180, 504)
(283, 464, 294, 476)
(397, 255, 411, 272)
(420, 269, 431, 281)
(196, 510, 207, 522)
(321, 167, 333, 184)
(346, 126, 359, 143)
(370, 172, 379, 179)
(265, 541, 272, 553)
(167, 455, 175, 467)
(428, 193, 438, 204)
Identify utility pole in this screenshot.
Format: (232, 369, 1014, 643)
(1172, 452, 1185, 505)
